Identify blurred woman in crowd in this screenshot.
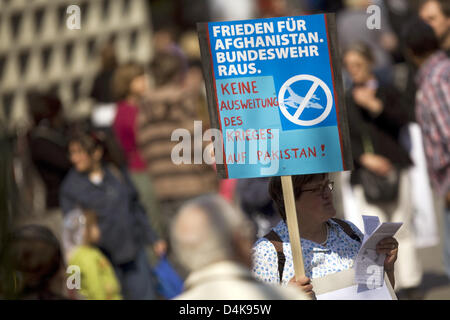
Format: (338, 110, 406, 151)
(28, 92, 71, 210)
(112, 62, 165, 250)
(60, 131, 166, 299)
(90, 40, 118, 106)
(26, 91, 72, 241)
(343, 42, 423, 297)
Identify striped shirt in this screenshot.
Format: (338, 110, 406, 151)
(415, 51, 450, 196)
(137, 94, 218, 201)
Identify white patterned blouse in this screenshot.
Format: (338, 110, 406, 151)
(252, 219, 364, 285)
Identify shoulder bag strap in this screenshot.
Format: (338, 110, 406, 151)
(264, 230, 286, 282)
(331, 218, 361, 243)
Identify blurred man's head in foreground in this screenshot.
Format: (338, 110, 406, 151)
(170, 195, 255, 274)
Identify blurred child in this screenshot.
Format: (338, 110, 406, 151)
(64, 208, 122, 300)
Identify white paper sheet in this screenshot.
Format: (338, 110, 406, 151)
(354, 215, 402, 287)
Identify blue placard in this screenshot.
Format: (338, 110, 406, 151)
(198, 14, 352, 179)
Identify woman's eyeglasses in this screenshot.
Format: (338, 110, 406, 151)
(300, 180, 334, 196)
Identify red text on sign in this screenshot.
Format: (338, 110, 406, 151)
(221, 81, 259, 95)
(224, 116, 243, 127)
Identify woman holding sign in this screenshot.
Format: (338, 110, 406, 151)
(252, 173, 399, 298)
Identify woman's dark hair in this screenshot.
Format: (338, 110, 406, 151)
(343, 41, 375, 64)
(100, 40, 117, 71)
(27, 91, 63, 125)
(403, 17, 439, 58)
(268, 173, 327, 221)
(69, 129, 103, 154)
(68, 129, 125, 168)
(5, 225, 65, 300)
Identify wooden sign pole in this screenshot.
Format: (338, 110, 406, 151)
(281, 175, 305, 279)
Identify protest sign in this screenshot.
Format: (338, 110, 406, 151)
(198, 13, 352, 279)
(198, 13, 352, 179)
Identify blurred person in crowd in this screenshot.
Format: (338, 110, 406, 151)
(383, 0, 416, 63)
(179, 30, 240, 204)
(28, 92, 71, 206)
(171, 194, 310, 300)
(63, 208, 121, 300)
(0, 132, 20, 299)
(419, 0, 450, 55)
(404, 18, 450, 280)
(343, 42, 423, 298)
(209, 0, 257, 21)
(137, 51, 218, 241)
(173, 0, 211, 30)
(153, 27, 188, 75)
(60, 131, 166, 299)
(257, 0, 302, 18)
(90, 40, 119, 128)
(153, 27, 178, 55)
(178, 31, 210, 129)
(3, 225, 68, 300)
(112, 62, 166, 253)
(88, 41, 126, 185)
(179, 31, 202, 62)
(253, 174, 399, 298)
(337, 0, 398, 85)
(90, 40, 118, 105)
(27, 91, 72, 240)
(236, 178, 280, 238)
(300, 0, 344, 13)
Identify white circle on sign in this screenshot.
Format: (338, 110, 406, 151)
(278, 74, 333, 126)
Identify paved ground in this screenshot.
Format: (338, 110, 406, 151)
(397, 198, 450, 300)
(412, 223, 450, 300)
